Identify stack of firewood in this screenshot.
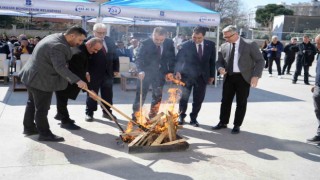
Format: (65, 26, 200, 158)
(121, 111, 186, 147)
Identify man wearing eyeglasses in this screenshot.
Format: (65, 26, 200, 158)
(85, 23, 120, 122)
(212, 25, 265, 134)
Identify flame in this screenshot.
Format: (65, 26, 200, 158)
(122, 87, 181, 143)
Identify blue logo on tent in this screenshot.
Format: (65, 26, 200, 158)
(160, 11, 165, 16)
(108, 7, 121, 15)
(25, 0, 32, 6)
(75, 5, 84, 12)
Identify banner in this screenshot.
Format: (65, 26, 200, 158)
(0, 0, 99, 16)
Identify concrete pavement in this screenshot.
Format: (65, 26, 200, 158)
(0, 65, 319, 180)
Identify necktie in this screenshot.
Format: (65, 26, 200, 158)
(198, 44, 202, 60)
(101, 46, 107, 56)
(157, 46, 161, 57)
(228, 43, 235, 75)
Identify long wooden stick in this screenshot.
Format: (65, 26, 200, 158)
(84, 89, 149, 131)
(97, 100, 124, 133)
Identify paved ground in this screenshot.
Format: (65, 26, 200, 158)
(0, 64, 319, 180)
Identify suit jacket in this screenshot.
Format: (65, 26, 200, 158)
(116, 48, 132, 61)
(58, 44, 89, 100)
(175, 39, 216, 83)
(216, 38, 265, 84)
(87, 36, 119, 84)
(18, 33, 80, 92)
(135, 38, 175, 77)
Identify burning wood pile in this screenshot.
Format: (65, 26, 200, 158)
(86, 76, 189, 153)
(121, 87, 188, 151)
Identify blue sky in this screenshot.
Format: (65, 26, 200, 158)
(242, 0, 312, 10)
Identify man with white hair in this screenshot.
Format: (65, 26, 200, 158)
(213, 25, 265, 134)
(266, 35, 283, 78)
(85, 23, 119, 121)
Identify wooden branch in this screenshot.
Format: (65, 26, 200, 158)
(160, 139, 186, 145)
(151, 131, 168, 146)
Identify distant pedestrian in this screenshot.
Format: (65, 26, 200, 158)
(292, 35, 317, 85)
(266, 36, 283, 78)
(282, 37, 297, 75)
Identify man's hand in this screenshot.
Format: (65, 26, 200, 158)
(218, 68, 226, 75)
(250, 77, 259, 87)
(138, 71, 145, 80)
(76, 80, 87, 90)
(175, 72, 181, 80)
(208, 77, 215, 84)
(86, 72, 90, 82)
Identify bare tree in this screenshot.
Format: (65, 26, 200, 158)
(215, 0, 246, 27)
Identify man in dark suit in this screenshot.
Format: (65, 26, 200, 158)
(116, 40, 132, 61)
(85, 23, 119, 121)
(213, 25, 265, 134)
(19, 26, 88, 142)
(291, 35, 317, 85)
(132, 27, 175, 120)
(175, 26, 216, 127)
(54, 37, 103, 130)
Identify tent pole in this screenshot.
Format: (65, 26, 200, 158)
(215, 25, 220, 88)
(81, 16, 87, 31)
(176, 23, 180, 36)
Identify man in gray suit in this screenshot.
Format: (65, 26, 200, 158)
(19, 26, 88, 142)
(212, 25, 265, 134)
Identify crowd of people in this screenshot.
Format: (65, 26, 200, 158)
(260, 34, 317, 85)
(1, 24, 319, 148)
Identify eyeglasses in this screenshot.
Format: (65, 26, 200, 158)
(94, 31, 106, 35)
(223, 33, 235, 39)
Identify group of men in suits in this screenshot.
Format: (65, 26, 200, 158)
(19, 24, 265, 142)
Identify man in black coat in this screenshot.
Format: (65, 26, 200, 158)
(132, 27, 175, 120)
(54, 37, 103, 130)
(282, 37, 297, 75)
(292, 35, 317, 85)
(85, 23, 120, 121)
(175, 26, 216, 127)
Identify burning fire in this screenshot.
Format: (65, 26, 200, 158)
(122, 87, 181, 143)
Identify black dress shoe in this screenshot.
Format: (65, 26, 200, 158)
(38, 134, 64, 142)
(231, 126, 240, 134)
(85, 115, 94, 122)
(305, 82, 310, 85)
(23, 128, 38, 136)
(190, 120, 199, 127)
(292, 81, 297, 84)
(61, 123, 81, 130)
(178, 117, 185, 125)
(102, 113, 117, 120)
(212, 123, 227, 130)
(54, 113, 63, 120)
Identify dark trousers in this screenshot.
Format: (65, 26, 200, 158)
(132, 75, 165, 117)
(23, 86, 53, 136)
(312, 86, 320, 136)
(55, 91, 72, 124)
(293, 60, 309, 83)
(219, 74, 250, 126)
(179, 76, 207, 120)
(268, 57, 281, 75)
(86, 76, 114, 116)
(282, 57, 295, 74)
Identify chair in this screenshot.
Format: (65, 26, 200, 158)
(13, 54, 30, 91)
(115, 56, 130, 78)
(0, 53, 10, 84)
(15, 54, 31, 73)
